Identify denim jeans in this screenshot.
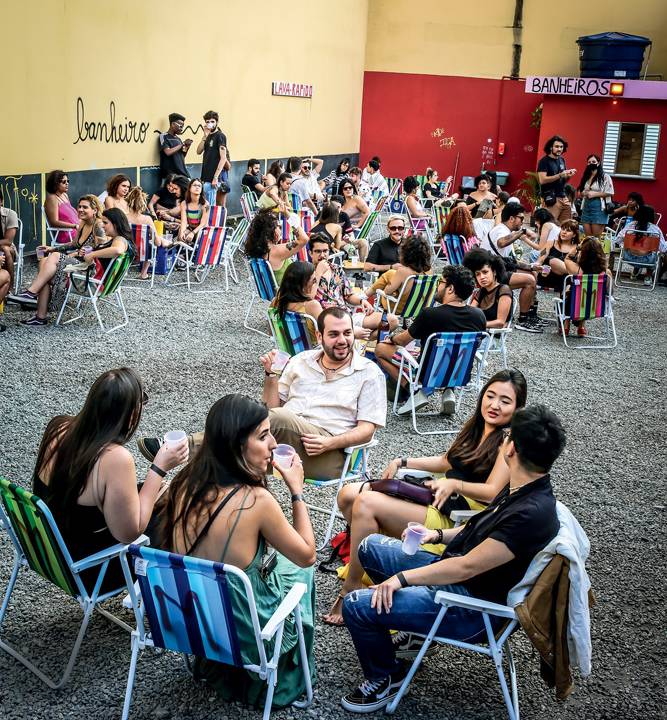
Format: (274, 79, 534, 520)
(622, 249, 657, 265)
(342, 533, 491, 681)
(203, 170, 228, 206)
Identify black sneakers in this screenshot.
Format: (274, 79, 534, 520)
(392, 630, 439, 659)
(341, 666, 408, 713)
(137, 437, 162, 462)
(514, 316, 544, 333)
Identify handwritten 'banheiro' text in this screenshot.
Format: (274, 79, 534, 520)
(74, 97, 150, 144)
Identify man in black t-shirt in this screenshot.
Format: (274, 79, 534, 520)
(537, 135, 577, 223)
(196, 110, 229, 207)
(375, 265, 486, 415)
(340, 404, 563, 713)
(159, 113, 191, 180)
(241, 158, 267, 199)
(364, 215, 405, 275)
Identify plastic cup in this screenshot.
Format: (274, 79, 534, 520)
(163, 430, 187, 448)
(541, 265, 551, 276)
(402, 522, 428, 555)
(270, 350, 291, 374)
(83, 246, 93, 256)
(154, 220, 165, 235)
(287, 213, 300, 228)
(36, 245, 46, 260)
(272, 444, 295, 470)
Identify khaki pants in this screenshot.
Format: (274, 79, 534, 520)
(551, 197, 572, 224)
(188, 408, 346, 481)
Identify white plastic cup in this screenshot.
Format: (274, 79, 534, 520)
(402, 522, 428, 555)
(272, 444, 295, 470)
(36, 245, 46, 260)
(287, 213, 300, 228)
(163, 430, 187, 448)
(270, 350, 291, 375)
(541, 265, 551, 276)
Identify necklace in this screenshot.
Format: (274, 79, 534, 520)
(319, 355, 350, 374)
(509, 484, 524, 494)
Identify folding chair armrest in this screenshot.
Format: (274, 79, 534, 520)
(396, 345, 419, 369)
(434, 590, 517, 620)
(488, 327, 510, 337)
(70, 534, 150, 572)
(449, 509, 481, 524)
(344, 437, 378, 454)
(261, 582, 308, 641)
(375, 290, 397, 313)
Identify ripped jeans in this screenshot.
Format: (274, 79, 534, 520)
(342, 533, 490, 681)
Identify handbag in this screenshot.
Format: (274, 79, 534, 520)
(368, 475, 434, 506)
(604, 198, 615, 215)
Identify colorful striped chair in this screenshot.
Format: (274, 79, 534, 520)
(164, 226, 227, 292)
(554, 273, 617, 349)
(267, 307, 318, 355)
(392, 331, 489, 435)
(374, 273, 440, 324)
(127, 223, 157, 287)
(288, 192, 302, 213)
(354, 209, 381, 245)
(240, 192, 257, 222)
(208, 205, 227, 228)
(244, 257, 279, 336)
(295, 210, 314, 262)
(118, 545, 313, 720)
(0, 478, 147, 689)
(56, 252, 133, 333)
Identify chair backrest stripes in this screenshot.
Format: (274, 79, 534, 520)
(208, 206, 227, 229)
(248, 257, 278, 301)
(128, 545, 244, 666)
(194, 226, 226, 266)
(419, 332, 484, 393)
(100, 252, 133, 297)
(228, 218, 249, 252)
(130, 224, 152, 263)
(567, 273, 609, 321)
(268, 307, 318, 355)
(240, 194, 256, 222)
(433, 206, 449, 237)
(441, 234, 466, 265)
(396, 274, 440, 319)
(386, 177, 402, 199)
(278, 214, 291, 241)
(0, 478, 78, 596)
(288, 192, 301, 213)
(356, 211, 379, 241)
(373, 195, 388, 213)
(299, 209, 313, 235)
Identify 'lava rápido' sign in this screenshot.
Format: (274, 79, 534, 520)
(272, 81, 313, 98)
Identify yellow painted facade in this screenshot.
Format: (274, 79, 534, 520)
(2, 0, 368, 175)
(365, 0, 667, 79)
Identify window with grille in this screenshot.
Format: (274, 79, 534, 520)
(602, 122, 660, 179)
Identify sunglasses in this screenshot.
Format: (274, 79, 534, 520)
(302, 165, 311, 170)
(342, 186, 354, 191)
(388, 225, 405, 231)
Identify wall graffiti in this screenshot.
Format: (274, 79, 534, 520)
(430, 127, 456, 149)
(74, 97, 150, 144)
(0, 175, 40, 245)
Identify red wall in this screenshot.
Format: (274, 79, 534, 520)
(359, 72, 542, 193)
(538, 95, 667, 212)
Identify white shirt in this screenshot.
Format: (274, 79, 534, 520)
(278, 349, 387, 436)
(483, 223, 514, 258)
(616, 221, 666, 252)
(367, 171, 389, 196)
(290, 174, 311, 203)
(305, 172, 323, 200)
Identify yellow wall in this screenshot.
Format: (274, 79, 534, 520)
(2, 0, 368, 175)
(365, 0, 667, 79)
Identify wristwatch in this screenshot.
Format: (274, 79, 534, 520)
(291, 493, 305, 503)
(400, 457, 408, 468)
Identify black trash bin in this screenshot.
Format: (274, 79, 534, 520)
(577, 31, 651, 79)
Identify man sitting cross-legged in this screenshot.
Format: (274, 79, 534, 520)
(261, 306, 387, 480)
(374, 265, 486, 416)
(339, 404, 564, 713)
(136, 307, 387, 482)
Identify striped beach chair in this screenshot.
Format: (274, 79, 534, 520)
(354, 209, 381, 245)
(294, 210, 314, 262)
(392, 331, 489, 435)
(288, 192, 302, 213)
(222, 218, 249, 286)
(374, 273, 440, 324)
(0, 478, 147, 689)
(244, 257, 278, 337)
(433, 205, 449, 239)
(118, 545, 313, 720)
(165, 226, 227, 292)
(554, 273, 617, 349)
(208, 205, 227, 228)
(127, 223, 157, 287)
(267, 307, 318, 355)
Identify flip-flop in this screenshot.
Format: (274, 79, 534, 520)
(321, 593, 347, 627)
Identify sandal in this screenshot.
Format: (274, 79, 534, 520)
(322, 593, 347, 627)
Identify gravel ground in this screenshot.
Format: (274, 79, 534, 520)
(1, 258, 666, 720)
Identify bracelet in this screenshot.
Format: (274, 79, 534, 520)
(150, 463, 167, 479)
(435, 529, 444, 545)
(291, 493, 305, 503)
(460, 479, 464, 494)
(264, 371, 277, 378)
(400, 456, 408, 468)
(396, 571, 409, 588)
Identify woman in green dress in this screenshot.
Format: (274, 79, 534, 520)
(157, 394, 316, 709)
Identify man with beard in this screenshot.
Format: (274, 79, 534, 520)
(537, 135, 577, 223)
(260, 307, 387, 479)
(136, 307, 386, 479)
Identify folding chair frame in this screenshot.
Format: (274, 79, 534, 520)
(244, 257, 278, 337)
(0, 478, 147, 689)
(164, 222, 228, 294)
(12, 218, 24, 294)
(614, 248, 661, 291)
(119, 547, 313, 720)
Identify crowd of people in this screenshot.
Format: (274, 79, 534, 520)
(1, 128, 661, 715)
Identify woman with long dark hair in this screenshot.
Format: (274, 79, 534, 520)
(157, 394, 316, 709)
(179, 178, 210, 245)
(464, 248, 513, 329)
(43, 170, 79, 244)
(104, 173, 132, 214)
(323, 369, 528, 625)
(578, 154, 614, 238)
(311, 202, 343, 249)
(322, 158, 350, 194)
(264, 160, 285, 188)
(535, 218, 580, 293)
(244, 209, 308, 284)
(272, 261, 321, 320)
(32, 368, 188, 591)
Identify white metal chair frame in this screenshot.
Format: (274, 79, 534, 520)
(405, 198, 438, 257)
(119, 549, 313, 720)
(10, 217, 24, 293)
(42, 205, 74, 247)
(614, 230, 662, 291)
(0, 498, 147, 690)
(164, 226, 227, 294)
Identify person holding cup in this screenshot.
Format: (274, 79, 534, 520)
(535, 219, 580, 294)
(156, 394, 316, 709)
(31, 368, 188, 594)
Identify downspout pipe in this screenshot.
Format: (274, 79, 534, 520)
(511, 0, 524, 79)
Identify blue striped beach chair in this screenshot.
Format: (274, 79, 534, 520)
(267, 307, 318, 355)
(393, 331, 489, 435)
(119, 545, 313, 720)
(0, 477, 147, 689)
(244, 257, 278, 337)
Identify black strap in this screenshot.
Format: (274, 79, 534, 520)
(188, 485, 242, 555)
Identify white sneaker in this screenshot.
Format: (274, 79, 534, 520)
(644, 276, 653, 287)
(440, 389, 456, 416)
(397, 390, 430, 416)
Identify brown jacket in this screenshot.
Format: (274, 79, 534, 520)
(515, 555, 595, 700)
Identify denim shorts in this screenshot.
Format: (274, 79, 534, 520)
(622, 249, 658, 266)
(580, 198, 608, 225)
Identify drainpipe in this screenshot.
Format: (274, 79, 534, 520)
(511, 0, 524, 78)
